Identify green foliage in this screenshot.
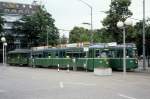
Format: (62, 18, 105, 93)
(102, 0, 132, 43)
(69, 27, 115, 44)
(13, 6, 59, 48)
(93, 28, 114, 43)
(133, 19, 150, 56)
(69, 27, 90, 43)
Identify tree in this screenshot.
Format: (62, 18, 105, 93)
(93, 28, 114, 43)
(69, 27, 90, 43)
(133, 19, 150, 56)
(102, 0, 132, 43)
(13, 6, 59, 48)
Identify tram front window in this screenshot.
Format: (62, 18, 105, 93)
(126, 49, 137, 58)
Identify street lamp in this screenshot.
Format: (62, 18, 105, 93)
(1, 37, 6, 65)
(143, 0, 146, 70)
(117, 18, 132, 75)
(78, 0, 93, 44)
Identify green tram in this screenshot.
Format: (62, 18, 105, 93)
(29, 45, 109, 70)
(7, 49, 31, 66)
(108, 44, 138, 70)
(7, 43, 138, 71)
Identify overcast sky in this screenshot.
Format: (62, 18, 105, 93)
(0, 0, 150, 37)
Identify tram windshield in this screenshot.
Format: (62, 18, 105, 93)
(108, 48, 137, 58)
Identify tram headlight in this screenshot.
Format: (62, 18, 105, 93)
(135, 60, 138, 64)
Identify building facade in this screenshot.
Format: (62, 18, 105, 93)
(0, 1, 40, 62)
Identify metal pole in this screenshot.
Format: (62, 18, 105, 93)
(3, 43, 4, 65)
(143, 0, 146, 70)
(5, 45, 7, 65)
(90, 7, 93, 44)
(78, 0, 93, 44)
(47, 31, 49, 47)
(123, 26, 126, 75)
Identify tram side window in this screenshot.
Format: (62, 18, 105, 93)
(96, 50, 100, 57)
(39, 54, 42, 58)
(116, 50, 123, 58)
(43, 52, 48, 58)
(66, 52, 72, 58)
(109, 51, 115, 58)
(55, 52, 59, 58)
(59, 51, 66, 58)
(81, 52, 86, 58)
(23, 53, 28, 58)
(100, 51, 107, 58)
(72, 53, 78, 58)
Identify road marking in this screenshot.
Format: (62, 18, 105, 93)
(59, 81, 64, 88)
(0, 89, 6, 93)
(65, 82, 96, 86)
(118, 93, 136, 99)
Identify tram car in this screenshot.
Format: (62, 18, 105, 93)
(7, 43, 138, 71)
(7, 49, 31, 66)
(29, 46, 109, 71)
(108, 44, 138, 70)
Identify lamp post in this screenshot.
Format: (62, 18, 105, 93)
(78, 0, 93, 44)
(1, 37, 6, 65)
(47, 30, 49, 47)
(117, 19, 132, 75)
(46, 25, 50, 47)
(143, 0, 146, 70)
(4, 42, 7, 65)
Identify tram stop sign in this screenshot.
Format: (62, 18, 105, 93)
(84, 47, 89, 52)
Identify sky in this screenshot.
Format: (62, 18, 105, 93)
(0, 0, 150, 38)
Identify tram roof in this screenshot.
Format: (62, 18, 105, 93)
(89, 43, 136, 48)
(89, 44, 107, 48)
(109, 43, 136, 48)
(44, 47, 84, 51)
(8, 49, 31, 54)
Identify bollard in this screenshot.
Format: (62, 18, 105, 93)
(32, 58, 35, 68)
(84, 63, 87, 72)
(58, 64, 60, 72)
(67, 64, 70, 72)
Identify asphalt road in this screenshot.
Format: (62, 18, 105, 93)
(0, 64, 150, 99)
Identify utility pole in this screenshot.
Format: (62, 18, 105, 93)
(90, 7, 93, 44)
(143, 0, 146, 70)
